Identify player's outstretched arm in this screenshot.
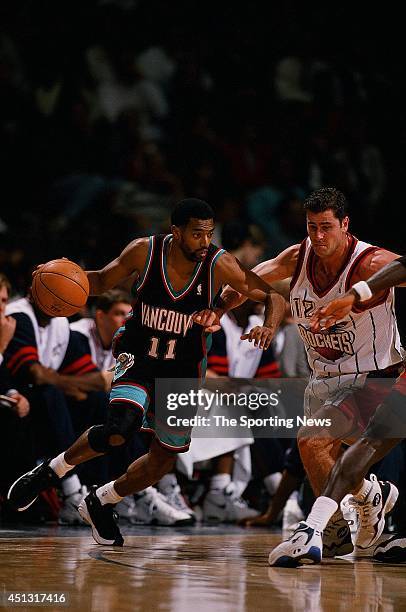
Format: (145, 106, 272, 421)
(86, 238, 150, 295)
(215, 251, 294, 348)
(312, 254, 406, 330)
(218, 244, 299, 314)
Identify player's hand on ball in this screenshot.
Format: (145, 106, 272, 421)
(311, 292, 356, 331)
(32, 257, 68, 279)
(193, 309, 221, 333)
(240, 325, 274, 349)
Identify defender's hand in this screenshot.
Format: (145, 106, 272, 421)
(240, 325, 274, 350)
(193, 309, 221, 333)
(311, 292, 356, 331)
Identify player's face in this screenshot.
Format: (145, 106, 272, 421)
(97, 302, 132, 341)
(174, 218, 215, 262)
(0, 285, 8, 316)
(307, 210, 349, 258)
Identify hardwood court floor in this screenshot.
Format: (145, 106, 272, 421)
(1, 525, 406, 612)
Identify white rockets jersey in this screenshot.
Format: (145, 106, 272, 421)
(70, 318, 115, 371)
(290, 235, 403, 377)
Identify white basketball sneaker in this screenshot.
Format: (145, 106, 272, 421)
(341, 494, 359, 534)
(58, 486, 88, 525)
(343, 475, 399, 549)
(268, 521, 323, 567)
(203, 482, 259, 523)
(131, 487, 194, 526)
(157, 475, 196, 521)
(115, 496, 138, 523)
(282, 494, 305, 535)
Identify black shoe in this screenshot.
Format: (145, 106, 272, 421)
(374, 534, 406, 563)
(7, 459, 60, 511)
(78, 486, 124, 546)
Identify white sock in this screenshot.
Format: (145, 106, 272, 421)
(210, 473, 231, 492)
(49, 453, 75, 479)
(264, 472, 282, 496)
(96, 481, 123, 506)
(306, 496, 339, 531)
(352, 479, 372, 500)
(61, 474, 81, 497)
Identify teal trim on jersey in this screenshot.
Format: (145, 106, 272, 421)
(210, 248, 226, 306)
(135, 235, 154, 290)
(199, 332, 212, 382)
(162, 235, 203, 298)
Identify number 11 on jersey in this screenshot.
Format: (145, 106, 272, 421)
(148, 336, 177, 360)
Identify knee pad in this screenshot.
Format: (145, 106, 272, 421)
(87, 404, 144, 453)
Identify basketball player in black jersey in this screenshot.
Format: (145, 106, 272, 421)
(8, 198, 285, 546)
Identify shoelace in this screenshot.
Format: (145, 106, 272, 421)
(349, 499, 372, 529)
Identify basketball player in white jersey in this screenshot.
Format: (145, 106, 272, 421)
(214, 187, 404, 566)
(275, 255, 406, 565)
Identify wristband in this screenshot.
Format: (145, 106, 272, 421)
(351, 281, 373, 302)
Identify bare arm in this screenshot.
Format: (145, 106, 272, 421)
(195, 249, 297, 347)
(312, 252, 405, 329)
(364, 255, 406, 293)
(86, 238, 150, 295)
(219, 245, 300, 313)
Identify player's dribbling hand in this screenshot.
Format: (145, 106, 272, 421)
(32, 257, 69, 279)
(193, 309, 221, 333)
(240, 325, 274, 350)
(310, 291, 356, 331)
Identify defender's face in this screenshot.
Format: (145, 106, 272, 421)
(96, 302, 132, 342)
(173, 218, 215, 262)
(307, 210, 349, 258)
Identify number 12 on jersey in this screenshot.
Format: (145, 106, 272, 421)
(148, 336, 177, 360)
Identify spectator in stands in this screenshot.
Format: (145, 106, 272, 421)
(3, 291, 108, 523)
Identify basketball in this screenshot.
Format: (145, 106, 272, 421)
(31, 258, 89, 317)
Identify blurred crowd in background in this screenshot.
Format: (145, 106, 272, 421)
(0, 0, 404, 331)
(0, 0, 405, 529)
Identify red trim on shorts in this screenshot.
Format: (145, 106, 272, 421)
(140, 426, 190, 453)
(110, 397, 145, 412)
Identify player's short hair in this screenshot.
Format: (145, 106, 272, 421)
(304, 187, 348, 221)
(0, 273, 11, 292)
(171, 198, 214, 227)
(95, 289, 131, 313)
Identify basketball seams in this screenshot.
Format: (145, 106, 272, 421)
(38, 275, 83, 309)
(32, 275, 56, 315)
(40, 269, 89, 295)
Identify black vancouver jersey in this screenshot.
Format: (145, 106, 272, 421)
(113, 234, 225, 376)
